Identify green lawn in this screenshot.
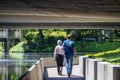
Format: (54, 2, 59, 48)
(85, 48, 120, 65)
(10, 41, 25, 52)
(76, 42, 120, 52)
(9, 41, 25, 59)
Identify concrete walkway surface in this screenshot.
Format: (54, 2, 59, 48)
(44, 65, 84, 80)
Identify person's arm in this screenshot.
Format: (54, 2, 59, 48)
(54, 47, 57, 61)
(74, 48, 76, 59)
(73, 41, 76, 59)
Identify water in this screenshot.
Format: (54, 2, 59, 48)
(0, 52, 54, 80)
(0, 59, 36, 80)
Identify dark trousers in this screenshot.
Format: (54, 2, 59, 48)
(56, 54, 64, 74)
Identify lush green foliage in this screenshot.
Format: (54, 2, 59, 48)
(43, 29, 66, 38)
(114, 29, 120, 38)
(10, 41, 120, 52)
(22, 29, 66, 52)
(109, 32, 120, 42)
(76, 42, 120, 52)
(85, 48, 120, 65)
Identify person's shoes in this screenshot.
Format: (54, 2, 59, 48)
(59, 71, 62, 75)
(58, 71, 62, 75)
(68, 73, 70, 77)
(58, 72, 60, 75)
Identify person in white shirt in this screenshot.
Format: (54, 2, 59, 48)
(54, 40, 64, 75)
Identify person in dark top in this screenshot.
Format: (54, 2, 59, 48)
(62, 34, 76, 77)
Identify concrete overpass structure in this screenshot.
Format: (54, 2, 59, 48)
(0, 0, 120, 28)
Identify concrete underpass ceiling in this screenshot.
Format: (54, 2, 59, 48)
(0, 0, 120, 28)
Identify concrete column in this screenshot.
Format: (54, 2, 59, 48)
(40, 58, 44, 79)
(79, 56, 87, 77)
(97, 62, 111, 80)
(107, 64, 120, 80)
(87, 59, 101, 80)
(85, 58, 89, 80)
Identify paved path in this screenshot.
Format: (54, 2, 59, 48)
(44, 65, 84, 80)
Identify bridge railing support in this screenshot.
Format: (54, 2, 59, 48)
(80, 56, 120, 80)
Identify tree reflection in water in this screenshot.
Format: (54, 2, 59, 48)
(0, 58, 36, 80)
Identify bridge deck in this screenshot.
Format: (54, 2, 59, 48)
(44, 65, 84, 80)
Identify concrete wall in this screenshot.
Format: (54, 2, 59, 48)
(35, 60, 43, 80)
(85, 58, 89, 80)
(21, 56, 120, 80)
(97, 62, 111, 80)
(80, 57, 120, 80)
(43, 57, 56, 67)
(28, 65, 38, 80)
(20, 71, 30, 80)
(79, 56, 87, 77)
(19, 59, 44, 80)
(107, 64, 120, 80)
(43, 57, 79, 67)
(86, 59, 101, 80)
(40, 58, 44, 79)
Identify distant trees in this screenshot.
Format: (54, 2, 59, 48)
(114, 29, 120, 38)
(23, 29, 66, 52)
(22, 29, 120, 52)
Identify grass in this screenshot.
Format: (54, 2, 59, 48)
(76, 42, 120, 52)
(0, 43, 3, 59)
(9, 41, 25, 60)
(85, 48, 120, 65)
(9, 41, 25, 52)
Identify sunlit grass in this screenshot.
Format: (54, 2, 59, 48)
(85, 48, 120, 65)
(9, 41, 25, 60)
(10, 41, 25, 52)
(76, 42, 120, 52)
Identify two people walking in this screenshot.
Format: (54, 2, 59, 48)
(54, 34, 76, 77)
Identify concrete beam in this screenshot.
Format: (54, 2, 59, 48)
(0, 22, 120, 29)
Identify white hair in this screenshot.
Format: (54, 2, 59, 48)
(57, 40, 62, 45)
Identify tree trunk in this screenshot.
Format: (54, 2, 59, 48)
(38, 29, 44, 48)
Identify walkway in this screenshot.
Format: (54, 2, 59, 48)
(44, 65, 84, 80)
